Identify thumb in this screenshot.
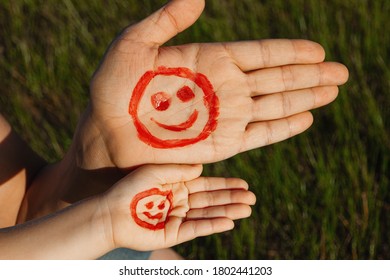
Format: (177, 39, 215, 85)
(130, 164, 203, 186)
(122, 0, 205, 46)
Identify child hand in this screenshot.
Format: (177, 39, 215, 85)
(102, 164, 256, 251)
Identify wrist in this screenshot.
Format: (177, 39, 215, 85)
(54, 107, 125, 203)
(71, 105, 143, 171)
(59, 149, 124, 204)
(18, 145, 123, 222)
(95, 195, 116, 253)
(4, 195, 116, 259)
(70, 105, 114, 170)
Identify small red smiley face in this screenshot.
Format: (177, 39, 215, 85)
(129, 66, 219, 149)
(130, 188, 173, 230)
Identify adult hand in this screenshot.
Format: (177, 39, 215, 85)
(75, 0, 349, 170)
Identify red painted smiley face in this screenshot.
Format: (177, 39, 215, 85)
(129, 66, 219, 148)
(130, 188, 173, 230)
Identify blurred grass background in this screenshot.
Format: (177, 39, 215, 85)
(0, 0, 389, 259)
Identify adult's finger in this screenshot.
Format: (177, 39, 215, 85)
(251, 86, 339, 121)
(122, 0, 205, 46)
(240, 111, 314, 152)
(223, 39, 325, 71)
(247, 62, 349, 96)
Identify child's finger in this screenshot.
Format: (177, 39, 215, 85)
(132, 164, 203, 185)
(186, 177, 248, 194)
(121, 0, 205, 47)
(186, 204, 252, 220)
(189, 190, 256, 208)
(177, 218, 234, 243)
(225, 39, 325, 72)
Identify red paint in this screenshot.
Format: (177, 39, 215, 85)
(143, 211, 163, 220)
(145, 201, 154, 209)
(129, 66, 219, 149)
(176, 85, 195, 102)
(151, 109, 199, 132)
(130, 188, 173, 230)
(151, 92, 171, 111)
(157, 200, 166, 210)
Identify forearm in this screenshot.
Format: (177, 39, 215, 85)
(0, 196, 114, 259)
(0, 114, 46, 227)
(0, 114, 46, 186)
(18, 148, 125, 222)
(17, 109, 124, 222)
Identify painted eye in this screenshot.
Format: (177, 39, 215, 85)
(145, 201, 154, 209)
(158, 200, 166, 210)
(151, 92, 171, 111)
(176, 86, 195, 102)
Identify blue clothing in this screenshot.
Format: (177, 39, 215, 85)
(98, 248, 151, 260)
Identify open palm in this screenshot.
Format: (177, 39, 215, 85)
(74, 0, 348, 170)
(104, 165, 255, 251)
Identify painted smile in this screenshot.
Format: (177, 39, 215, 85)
(129, 67, 219, 148)
(151, 109, 199, 132)
(143, 212, 164, 220)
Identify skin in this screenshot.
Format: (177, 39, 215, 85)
(0, 0, 349, 259)
(0, 115, 45, 228)
(82, 1, 348, 169)
(18, 0, 348, 215)
(0, 164, 255, 259)
(105, 164, 255, 251)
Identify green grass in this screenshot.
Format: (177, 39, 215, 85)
(0, 0, 389, 259)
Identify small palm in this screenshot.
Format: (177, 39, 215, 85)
(106, 165, 255, 251)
